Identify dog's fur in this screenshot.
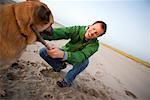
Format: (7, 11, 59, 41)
(0, 0, 54, 96)
(0, 0, 54, 66)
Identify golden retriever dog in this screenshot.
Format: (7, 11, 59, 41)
(0, 0, 54, 96)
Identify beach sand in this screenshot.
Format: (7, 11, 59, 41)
(0, 40, 150, 100)
(0, 1, 150, 99)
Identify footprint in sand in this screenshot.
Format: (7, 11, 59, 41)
(125, 90, 137, 99)
(11, 62, 19, 68)
(43, 93, 53, 99)
(11, 62, 23, 69)
(6, 73, 16, 80)
(40, 69, 63, 80)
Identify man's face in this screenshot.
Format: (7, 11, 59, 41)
(85, 23, 104, 39)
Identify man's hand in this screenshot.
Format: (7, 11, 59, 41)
(47, 48, 64, 59)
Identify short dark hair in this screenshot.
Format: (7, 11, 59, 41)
(93, 21, 107, 36)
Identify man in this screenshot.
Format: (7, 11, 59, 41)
(39, 21, 107, 87)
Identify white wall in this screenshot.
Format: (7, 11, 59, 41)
(15, 0, 150, 63)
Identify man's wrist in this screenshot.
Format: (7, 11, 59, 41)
(62, 51, 68, 61)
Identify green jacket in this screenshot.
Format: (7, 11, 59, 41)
(42, 26, 99, 64)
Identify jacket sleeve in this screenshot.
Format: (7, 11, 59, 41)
(41, 26, 78, 40)
(67, 41, 99, 64)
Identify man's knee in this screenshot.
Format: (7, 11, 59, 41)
(84, 59, 89, 66)
(39, 48, 47, 57)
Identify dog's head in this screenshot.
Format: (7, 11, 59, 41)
(14, 0, 54, 44)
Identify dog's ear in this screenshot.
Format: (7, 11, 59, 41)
(36, 5, 51, 23)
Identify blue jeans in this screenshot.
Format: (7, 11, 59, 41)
(39, 48, 89, 85)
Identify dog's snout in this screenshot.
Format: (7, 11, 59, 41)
(46, 26, 53, 34)
(40, 26, 53, 36)
(50, 26, 54, 33)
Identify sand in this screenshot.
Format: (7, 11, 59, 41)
(0, 40, 150, 100)
(0, 1, 150, 99)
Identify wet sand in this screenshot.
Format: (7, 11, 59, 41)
(0, 42, 114, 100)
(1, 40, 149, 100)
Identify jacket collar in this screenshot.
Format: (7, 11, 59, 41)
(79, 26, 87, 40)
